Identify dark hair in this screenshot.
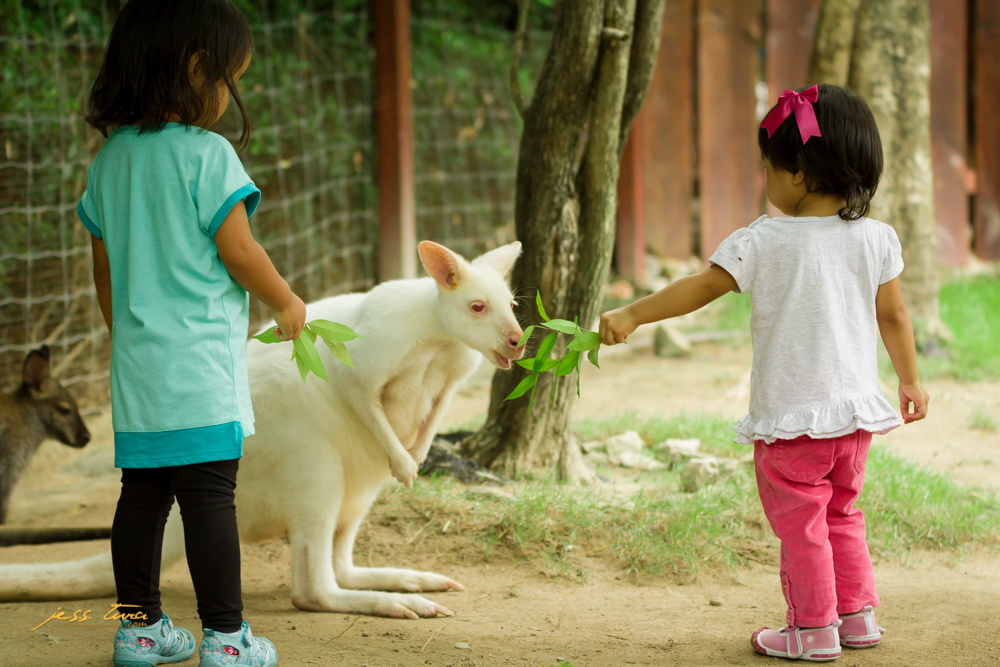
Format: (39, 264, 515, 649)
(85, 0, 253, 149)
(757, 84, 883, 220)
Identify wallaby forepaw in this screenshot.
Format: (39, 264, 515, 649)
(390, 455, 419, 487)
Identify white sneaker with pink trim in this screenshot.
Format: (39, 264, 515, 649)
(838, 606, 885, 648)
(751, 620, 842, 661)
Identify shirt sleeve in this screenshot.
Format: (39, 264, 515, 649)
(195, 136, 261, 237)
(879, 224, 904, 285)
(76, 167, 102, 239)
(709, 226, 759, 294)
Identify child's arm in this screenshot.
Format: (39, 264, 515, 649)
(215, 201, 306, 341)
(599, 265, 737, 345)
(91, 236, 113, 335)
(875, 277, 929, 423)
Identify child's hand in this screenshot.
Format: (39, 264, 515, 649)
(273, 295, 306, 341)
(898, 382, 929, 423)
(599, 307, 638, 346)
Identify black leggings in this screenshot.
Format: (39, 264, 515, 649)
(111, 459, 243, 633)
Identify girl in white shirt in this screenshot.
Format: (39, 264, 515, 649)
(600, 83, 928, 662)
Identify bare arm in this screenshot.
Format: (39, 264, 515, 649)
(875, 277, 928, 423)
(91, 236, 113, 336)
(215, 200, 306, 341)
(600, 265, 738, 345)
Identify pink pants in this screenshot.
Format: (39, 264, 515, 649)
(754, 430, 880, 628)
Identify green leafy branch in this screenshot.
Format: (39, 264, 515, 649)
(253, 319, 363, 382)
(505, 291, 603, 409)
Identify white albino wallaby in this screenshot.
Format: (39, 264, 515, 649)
(0, 241, 524, 619)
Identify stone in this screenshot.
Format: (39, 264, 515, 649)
(604, 431, 666, 471)
(681, 456, 720, 492)
(710, 598, 723, 606)
(655, 438, 701, 467)
(455, 642, 471, 650)
(654, 324, 691, 358)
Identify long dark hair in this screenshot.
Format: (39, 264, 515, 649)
(757, 84, 883, 221)
(85, 0, 254, 149)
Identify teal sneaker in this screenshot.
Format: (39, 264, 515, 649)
(113, 613, 196, 666)
(198, 621, 277, 667)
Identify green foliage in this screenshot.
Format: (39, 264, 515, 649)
(252, 319, 362, 381)
(929, 275, 1000, 380)
(506, 291, 602, 408)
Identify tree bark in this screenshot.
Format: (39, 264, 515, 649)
(807, 0, 860, 86)
(848, 0, 942, 345)
(809, 0, 943, 347)
(461, 0, 665, 479)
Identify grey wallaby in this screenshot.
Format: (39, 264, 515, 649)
(0, 346, 91, 524)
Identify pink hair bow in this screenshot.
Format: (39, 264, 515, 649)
(760, 85, 822, 144)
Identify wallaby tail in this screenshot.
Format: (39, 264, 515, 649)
(0, 551, 116, 601)
(0, 503, 185, 601)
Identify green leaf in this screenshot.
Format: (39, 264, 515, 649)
(567, 330, 601, 352)
(554, 351, 581, 376)
(319, 336, 355, 368)
(252, 327, 282, 344)
(516, 357, 559, 372)
(533, 332, 558, 371)
(307, 319, 363, 341)
(293, 351, 310, 382)
(541, 319, 579, 335)
(588, 346, 600, 369)
(505, 372, 539, 400)
(516, 325, 536, 348)
(535, 290, 550, 322)
(292, 333, 327, 381)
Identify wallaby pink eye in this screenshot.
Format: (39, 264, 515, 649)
(471, 302, 485, 313)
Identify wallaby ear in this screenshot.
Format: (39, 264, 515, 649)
(418, 241, 466, 288)
(23, 345, 51, 388)
(472, 241, 522, 279)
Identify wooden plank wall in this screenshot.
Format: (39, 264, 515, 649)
(374, 0, 417, 280)
(642, 0, 695, 260)
(930, 0, 970, 265)
(764, 0, 820, 218)
(616, 114, 647, 283)
(697, 0, 763, 261)
(974, 0, 1000, 260)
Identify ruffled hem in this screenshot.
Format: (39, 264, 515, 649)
(734, 393, 901, 445)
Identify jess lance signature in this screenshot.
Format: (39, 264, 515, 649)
(31, 604, 147, 631)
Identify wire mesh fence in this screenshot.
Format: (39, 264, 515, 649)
(0, 0, 378, 409)
(411, 0, 550, 260)
(0, 0, 544, 410)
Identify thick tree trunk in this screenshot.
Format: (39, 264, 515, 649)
(809, 0, 942, 347)
(848, 0, 942, 346)
(460, 0, 665, 479)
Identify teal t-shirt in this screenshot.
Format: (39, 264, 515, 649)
(78, 123, 260, 469)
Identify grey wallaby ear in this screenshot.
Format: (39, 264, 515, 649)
(23, 346, 51, 388)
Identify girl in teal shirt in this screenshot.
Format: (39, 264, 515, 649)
(80, 1, 305, 665)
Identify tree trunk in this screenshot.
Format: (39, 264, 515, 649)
(809, 0, 943, 348)
(460, 0, 665, 479)
(848, 0, 942, 347)
(807, 0, 860, 86)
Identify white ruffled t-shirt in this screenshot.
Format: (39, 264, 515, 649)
(709, 214, 904, 444)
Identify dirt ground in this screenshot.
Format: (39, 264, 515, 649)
(1, 336, 998, 666)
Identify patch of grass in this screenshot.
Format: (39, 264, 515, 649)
(969, 408, 999, 433)
(709, 290, 753, 332)
(882, 275, 1000, 381)
(390, 413, 1000, 581)
(861, 445, 1000, 553)
(573, 412, 745, 458)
